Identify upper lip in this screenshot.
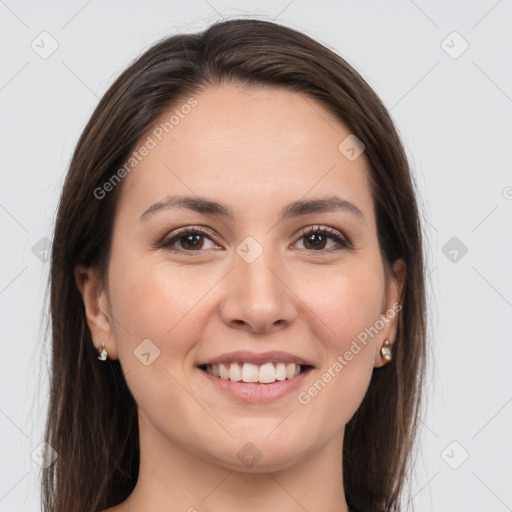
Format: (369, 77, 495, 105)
(197, 350, 315, 367)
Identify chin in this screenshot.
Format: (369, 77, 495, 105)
(203, 430, 312, 472)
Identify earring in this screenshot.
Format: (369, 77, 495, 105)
(98, 343, 108, 361)
(381, 339, 391, 362)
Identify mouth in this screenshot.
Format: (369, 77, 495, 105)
(197, 361, 314, 403)
(197, 361, 314, 384)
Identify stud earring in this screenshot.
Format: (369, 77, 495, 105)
(380, 339, 391, 362)
(98, 343, 108, 361)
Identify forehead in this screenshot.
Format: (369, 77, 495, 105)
(117, 84, 375, 227)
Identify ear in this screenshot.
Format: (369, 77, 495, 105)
(75, 264, 118, 360)
(374, 258, 405, 367)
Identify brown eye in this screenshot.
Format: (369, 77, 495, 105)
(177, 233, 205, 250)
(159, 227, 219, 255)
(295, 226, 351, 252)
(302, 232, 328, 250)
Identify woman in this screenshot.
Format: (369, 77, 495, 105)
(42, 18, 427, 512)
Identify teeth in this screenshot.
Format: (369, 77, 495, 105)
(229, 363, 242, 381)
(275, 362, 287, 381)
(286, 362, 300, 379)
(203, 362, 305, 383)
(259, 363, 276, 383)
(241, 363, 259, 382)
(219, 363, 229, 379)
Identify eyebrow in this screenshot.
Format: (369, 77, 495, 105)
(139, 194, 364, 222)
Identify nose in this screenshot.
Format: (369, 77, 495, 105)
(219, 247, 297, 334)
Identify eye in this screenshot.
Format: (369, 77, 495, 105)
(293, 225, 352, 252)
(157, 225, 352, 256)
(157, 227, 220, 256)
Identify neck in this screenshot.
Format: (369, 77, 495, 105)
(121, 412, 350, 512)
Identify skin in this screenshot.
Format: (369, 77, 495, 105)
(76, 84, 405, 512)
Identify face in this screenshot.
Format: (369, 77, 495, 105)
(78, 84, 404, 472)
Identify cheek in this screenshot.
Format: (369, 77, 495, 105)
(299, 260, 385, 355)
(107, 254, 221, 358)
(285, 260, 384, 421)
(106, 257, 217, 421)
(296, 261, 382, 389)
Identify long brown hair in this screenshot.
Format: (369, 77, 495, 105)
(42, 18, 427, 512)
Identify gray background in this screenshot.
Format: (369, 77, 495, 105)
(1, 0, 511, 510)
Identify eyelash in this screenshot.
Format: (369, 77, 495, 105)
(156, 225, 352, 256)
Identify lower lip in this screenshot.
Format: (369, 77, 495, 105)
(198, 367, 313, 403)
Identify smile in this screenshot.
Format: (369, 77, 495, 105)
(197, 362, 314, 403)
(198, 361, 313, 384)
